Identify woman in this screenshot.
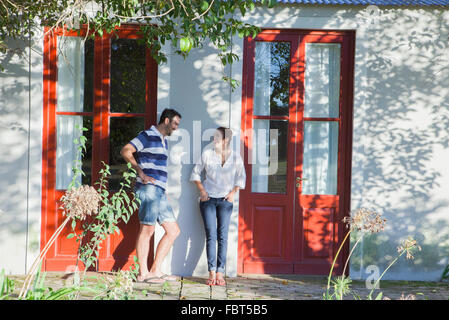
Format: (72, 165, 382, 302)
(190, 127, 246, 285)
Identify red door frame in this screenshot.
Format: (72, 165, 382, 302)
(238, 32, 300, 274)
(238, 29, 355, 275)
(41, 25, 158, 271)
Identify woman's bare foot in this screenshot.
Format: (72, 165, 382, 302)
(206, 271, 216, 285)
(216, 272, 226, 286)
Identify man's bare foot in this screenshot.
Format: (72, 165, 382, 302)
(148, 269, 179, 282)
(136, 273, 165, 284)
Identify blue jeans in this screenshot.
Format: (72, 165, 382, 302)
(199, 197, 233, 273)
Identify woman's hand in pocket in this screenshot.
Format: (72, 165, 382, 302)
(224, 191, 235, 203)
(200, 191, 210, 202)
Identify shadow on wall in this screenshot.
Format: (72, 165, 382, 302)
(348, 8, 449, 281)
(164, 42, 234, 277)
(0, 37, 43, 273)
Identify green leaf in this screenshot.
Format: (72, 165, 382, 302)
(180, 37, 193, 53)
(201, 1, 209, 12)
(123, 193, 130, 204)
(268, 0, 277, 8)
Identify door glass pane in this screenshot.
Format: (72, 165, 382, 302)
(109, 117, 145, 190)
(56, 115, 92, 189)
(304, 43, 340, 118)
(251, 119, 288, 193)
(302, 121, 338, 195)
(57, 37, 93, 112)
(110, 39, 146, 113)
(254, 41, 290, 116)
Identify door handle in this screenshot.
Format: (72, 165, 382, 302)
(296, 177, 307, 187)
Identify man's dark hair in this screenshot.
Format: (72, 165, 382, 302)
(158, 108, 182, 125)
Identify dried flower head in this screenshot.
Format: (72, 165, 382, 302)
(343, 208, 387, 233)
(60, 185, 101, 220)
(397, 237, 422, 260)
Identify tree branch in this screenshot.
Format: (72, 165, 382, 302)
(192, 0, 214, 21)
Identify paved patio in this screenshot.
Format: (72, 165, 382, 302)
(7, 272, 449, 300)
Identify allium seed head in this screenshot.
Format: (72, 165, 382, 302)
(397, 237, 421, 260)
(343, 208, 387, 233)
(60, 185, 101, 220)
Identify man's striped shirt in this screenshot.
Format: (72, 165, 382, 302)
(129, 125, 168, 191)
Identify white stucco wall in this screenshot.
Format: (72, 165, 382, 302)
(160, 4, 449, 281)
(0, 34, 43, 275)
(158, 41, 243, 277)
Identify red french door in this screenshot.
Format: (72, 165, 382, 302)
(41, 25, 157, 271)
(238, 30, 355, 275)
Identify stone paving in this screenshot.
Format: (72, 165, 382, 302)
(7, 272, 449, 300)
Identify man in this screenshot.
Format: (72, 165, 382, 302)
(121, 108, 181, 283)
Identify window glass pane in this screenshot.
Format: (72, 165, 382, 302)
(109, 117, 145, 190)
(304, 43, 340, 118)
(251, 119, 288, 193)
(302, 121, 338, 195)
(254, 41, 290, 116)
(110, 39, 146, 113)
(56, 115, 92, 189)
(57, 37, 93, 112)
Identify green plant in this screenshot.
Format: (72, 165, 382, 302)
(19, 124, 139, 299)
(18, 125, 92, 299)
(67, 161, 140, 272)
(87, 270, 135, 300)
(323, 208, 422, 300)
(323, 231, 351, 300)
(330, 276, 352, 301)
(52, 124, 139, 273)
(0, 269, 15, 300)
(366, 237, 421, 300)
(324, 208, 387, 300)
(441, 264, 449, 281)
(159, 281, 172, 300)
(23, 263, 82, 300)
(128, 255, 140, 282)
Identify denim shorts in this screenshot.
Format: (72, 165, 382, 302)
(135, 183, 176, 226)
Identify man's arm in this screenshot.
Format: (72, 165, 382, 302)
(120, 143, 155, 185)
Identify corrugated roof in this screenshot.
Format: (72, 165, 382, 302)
(275, 0, 449, 6)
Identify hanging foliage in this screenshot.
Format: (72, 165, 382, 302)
(0, 0, 277, 82)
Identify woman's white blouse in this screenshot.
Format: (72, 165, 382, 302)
(190, 147, 246, 198)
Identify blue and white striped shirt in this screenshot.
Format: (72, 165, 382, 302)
(129, 125, 168, 191)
